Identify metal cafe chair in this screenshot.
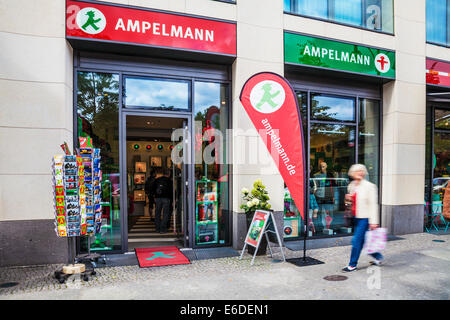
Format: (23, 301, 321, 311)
(431, 202, 449, 232)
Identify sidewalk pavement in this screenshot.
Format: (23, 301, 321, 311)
(0, 232, 449, 300)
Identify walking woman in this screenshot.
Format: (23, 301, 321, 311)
(342, 164, 383, 272)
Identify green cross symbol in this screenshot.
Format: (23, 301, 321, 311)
(82, 11, 102, 31)
(255, 83, 280, 110)
(146, 252, 176, 260)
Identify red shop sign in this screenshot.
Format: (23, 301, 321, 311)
(427, 58, 450, 88)
(66, 0, 236, 56)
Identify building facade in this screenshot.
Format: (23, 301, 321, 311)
(1, 0, 449, 266)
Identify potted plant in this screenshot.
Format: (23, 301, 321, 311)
(240, 179, 271, 255)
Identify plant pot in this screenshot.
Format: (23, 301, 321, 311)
(245, 212, 267, 256)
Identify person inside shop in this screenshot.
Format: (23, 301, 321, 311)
(150, 168, 173, 233)
(313, 161, 335, 232)
(145, 169, 156, 221)
(309, 165, 319, 235)
(342, 164, 383, 272)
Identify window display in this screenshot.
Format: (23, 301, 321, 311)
(283, 187, 302, 238)
(195, 180, 218, 244)
(77, 71, 121, 251)
(426, 106, 450, 231)
(194, 81, 230, 245)
(284, 91, 380, 240)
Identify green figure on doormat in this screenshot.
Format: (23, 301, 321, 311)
(146, 252, 176, 261)
(82, 11, 102, 31)
(255, 83, 280, 109)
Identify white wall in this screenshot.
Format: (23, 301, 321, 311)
(0, 0, 73, 221)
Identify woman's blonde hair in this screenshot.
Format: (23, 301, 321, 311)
(348, 164, 368, 178)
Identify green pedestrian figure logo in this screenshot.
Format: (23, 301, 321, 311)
(255, 83, 281, 110)
(250, 80, 286, 114)
(82, 11, 102, 31)
(76, 7, 107, 35)
(146, 252, 176, 261)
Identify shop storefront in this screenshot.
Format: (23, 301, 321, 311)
(66, 0, 236, 253)
(425, 58, 450, 231)
(281, 32, 395, 240)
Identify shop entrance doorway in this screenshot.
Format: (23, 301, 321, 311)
(125, 115, 188, 251)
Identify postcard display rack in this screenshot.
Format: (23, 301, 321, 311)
(195, 180, 219, 245)
(52, 149, 103, 283)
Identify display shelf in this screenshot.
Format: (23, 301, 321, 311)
(197, 221, 218, 225)
(195, 180, 218, 245)
(283, 189, 302, 238)
(90, 180, 113, 251)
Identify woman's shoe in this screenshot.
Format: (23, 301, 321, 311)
(342, 266, 357, 272)
(369, 258, 384, 266)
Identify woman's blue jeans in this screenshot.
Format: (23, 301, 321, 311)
(349, 218, 383, 268)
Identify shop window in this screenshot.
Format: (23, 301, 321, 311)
(426, 0, 449, 46)
(283, 93, 307, 239)
(334, 0, 363, 26)
(284, 91, 380, 240)
(284, 0, 394, 34)
(77, 71, 121, 252)
(310, 123, 356, 236)
(426, 106, 450, 230)
(359, 98, 380, 187)
(194, 82, 230, 246)
(124, 77, 190, 111)
(425, 106, 433, 204)
(311, 94, 356, 122)
(431, 131, 450, 218)
(435, 109, 450, 129)
(290, 0, 328, 19)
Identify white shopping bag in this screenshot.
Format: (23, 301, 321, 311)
(363, 228, 387, 255)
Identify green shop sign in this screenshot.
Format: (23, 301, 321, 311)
(284, 32, 395, 79)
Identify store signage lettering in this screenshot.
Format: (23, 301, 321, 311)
(427, 58, 450, 88)
(240, 73, 306, 219)
(66, 0, 236, 55)
(114, 19, 215, 42)
(302, 45, 371, 66)
(284, 32, 396, 79)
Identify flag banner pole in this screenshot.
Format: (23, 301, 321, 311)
(240, 72, 324, 267)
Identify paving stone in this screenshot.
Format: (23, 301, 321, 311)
(0, 233, 449, 299)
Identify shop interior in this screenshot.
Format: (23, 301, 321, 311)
(126, 115, 185, 251)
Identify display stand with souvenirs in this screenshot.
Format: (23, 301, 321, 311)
(52, 139, 103, 283)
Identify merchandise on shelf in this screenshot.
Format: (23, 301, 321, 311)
(52, 139, 103, 238)
(195, 180, 219, 244)
(283, 186, 302, 238)
(81, 144, 103, 236)
(52, 154, 85, 237)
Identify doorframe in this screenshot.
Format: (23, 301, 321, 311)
(120, 110, 194, 252)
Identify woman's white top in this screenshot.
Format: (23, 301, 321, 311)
(347, 179, 379, 225)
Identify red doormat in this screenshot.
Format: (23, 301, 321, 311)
(135, 246, 190, 268)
